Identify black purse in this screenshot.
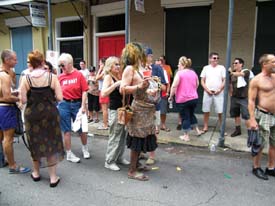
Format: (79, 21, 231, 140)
(15, 106, 24, 135)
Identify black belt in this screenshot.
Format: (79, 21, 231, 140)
(258, 108, 274, 116)
(64, 98, 82, 103)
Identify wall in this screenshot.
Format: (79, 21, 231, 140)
(210, 0, 256, 67)
(130, 0, 164, 58)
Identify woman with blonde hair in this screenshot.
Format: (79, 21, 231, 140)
(20, 50, 64, 187)
(120, 42, 159, 181)
(101, 56, 129, 171)
(169, 56, 203, 142)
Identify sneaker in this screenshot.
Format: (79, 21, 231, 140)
(9, 166, 31, 174)
(82, 145, 91, 159)
(105, 162, 120, 171)
(117, 158, 130, 165)
(67, 151, 81, 163)
(265, 168, 275, 177)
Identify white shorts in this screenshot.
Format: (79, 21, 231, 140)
(202, 91, 224, 113)
(154, 110, 161, 126)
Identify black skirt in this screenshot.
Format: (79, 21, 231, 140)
(127, 134, 158, 153)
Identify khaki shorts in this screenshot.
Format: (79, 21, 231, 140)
(202, 91, 224, 113)
(255, 109, 275, 146)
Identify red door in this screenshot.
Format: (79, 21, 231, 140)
(98, 35, 125, 60)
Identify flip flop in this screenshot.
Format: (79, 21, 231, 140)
(201, 129, 208, 134)
(160, 127, 171, 132)
(137, 165, 151, 172)
(155, 129, 159, 135)
(128, 172, 149, 181)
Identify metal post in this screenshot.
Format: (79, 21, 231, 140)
(218, 0, 234, 147)
(47, 0, 53, 50)
(125, 0, 129, 44)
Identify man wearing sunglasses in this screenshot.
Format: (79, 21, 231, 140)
(229, 58, 250, 137)
(200, 52, 226, 133)
(57, 53, 90, 163)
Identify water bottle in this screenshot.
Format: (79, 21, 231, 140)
(168, 99, 173, 109)
(210, 144, 216, 152)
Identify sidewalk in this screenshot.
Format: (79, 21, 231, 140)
(88, 112, 265, 154)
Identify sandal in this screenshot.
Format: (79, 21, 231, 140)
(179, 135, 190, 142)
(155, 129, 159, 135)
(94, 119, 100, 123)
(128, 172, 149, 181)
(9, 166, 31, 174)
(160, 127, 171, 132)
(137, 165, 151, 172)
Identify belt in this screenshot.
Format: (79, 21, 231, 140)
(0, 103, 15, 106)
(63, 98, 82, 103)
(258, 108, 274, 116)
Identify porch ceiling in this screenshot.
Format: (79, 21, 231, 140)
(0, 0, 75, 14)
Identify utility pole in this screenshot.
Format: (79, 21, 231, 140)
(47, 0, 53, 50)
(125, 0, 129, 44)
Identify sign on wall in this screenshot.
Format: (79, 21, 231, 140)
(29, 3, 46, 27)
(135, 0, 145, 13)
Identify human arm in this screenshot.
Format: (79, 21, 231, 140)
(52, 75, 63, 102)
(248, 78, 258, 129)
(120, 66, 148, 94)
(168, 73, 179, 101)
(19, 76, 28, 105)
(101, 75, 121, 97)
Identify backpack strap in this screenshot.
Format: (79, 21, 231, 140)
(48, 73, 52, 86)
(26, 74, 33, 87)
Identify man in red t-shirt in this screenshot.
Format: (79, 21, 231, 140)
(58, 53, 90, 163)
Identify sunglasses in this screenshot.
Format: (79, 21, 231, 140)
(58, 64, 65, 68)
(233, 62, 239, 65)
(212, 57, 219, 60)
(115, 63, 120, 66)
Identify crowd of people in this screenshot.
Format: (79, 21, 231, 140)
(0, 43, 274, 185)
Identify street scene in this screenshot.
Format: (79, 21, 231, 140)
(1, 132, 274, 206)
(0, 1, 275, 206)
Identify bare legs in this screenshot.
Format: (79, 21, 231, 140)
(2, 129, 16, 168)
(203, 112, 210, 131)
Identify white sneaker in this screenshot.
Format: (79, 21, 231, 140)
(82, 145, 91, 159)
(104, 162, 120, 171)
(117, 159, 130, 165)
(67, 151, 80, 163)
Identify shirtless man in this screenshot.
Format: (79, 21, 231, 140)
(248, 54, 275, 180)
(0, 49, 30, 174)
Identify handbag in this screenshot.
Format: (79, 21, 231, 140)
(15, 105, 24, 135)
(117, 89, 133, 125)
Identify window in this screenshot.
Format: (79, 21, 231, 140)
(97, 14, 125, 33)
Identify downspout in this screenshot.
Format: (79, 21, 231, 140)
(218, 0, 234, 147)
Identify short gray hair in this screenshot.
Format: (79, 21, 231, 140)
(1, 49, 15, 63)
(58, 53, 73, 65)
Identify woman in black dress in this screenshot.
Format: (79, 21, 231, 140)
(20, 50, 64, 187)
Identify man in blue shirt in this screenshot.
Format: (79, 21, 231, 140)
(144, 47, 167, 165)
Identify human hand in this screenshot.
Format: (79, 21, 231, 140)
(249, 119, 258, 130)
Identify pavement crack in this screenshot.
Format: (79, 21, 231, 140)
(95, 188, 175, 206)
(192, 191, 218, 206)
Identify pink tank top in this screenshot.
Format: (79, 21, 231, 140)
(175, 69, 198, 103)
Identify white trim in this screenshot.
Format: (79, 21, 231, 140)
(91, 1, 125, 17)
(55, 16, 84, 52)
(5, 16, 32, 28)
(161, 0, 214, 8)
(0, 0, 31, 5)
(95, 30, 125, 37)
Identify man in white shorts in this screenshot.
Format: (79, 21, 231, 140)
(200, 52, 226, 133)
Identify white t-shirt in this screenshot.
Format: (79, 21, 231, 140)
(80, 68, 90, 81)
(200, 64, 226, 91)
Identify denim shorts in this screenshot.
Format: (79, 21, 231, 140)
(57, 100, 81, 133)
(0, 106, 17, 130)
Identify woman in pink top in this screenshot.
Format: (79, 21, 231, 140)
(169, 56, 202, 141)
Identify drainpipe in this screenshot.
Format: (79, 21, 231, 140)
(125, 0, 129, 44)
(218, 0, 234, 147)
(47, 0, 53, 50)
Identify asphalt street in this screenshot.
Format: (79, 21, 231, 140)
(0, 134, 275, 206)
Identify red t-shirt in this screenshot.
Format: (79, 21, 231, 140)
(59, 69, 88, 100)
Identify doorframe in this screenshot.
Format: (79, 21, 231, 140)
(91, 1, 125, 67)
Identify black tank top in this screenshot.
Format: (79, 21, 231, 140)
(109, 77, 122, 110)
